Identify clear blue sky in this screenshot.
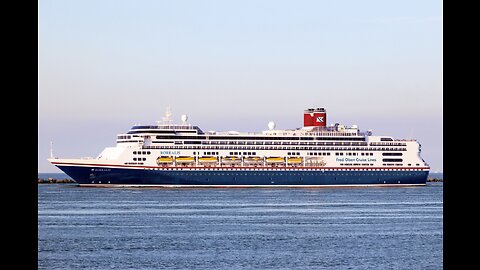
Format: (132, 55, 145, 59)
(38, 0, 442, 172)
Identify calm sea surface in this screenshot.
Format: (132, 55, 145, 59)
(38, 183, 443, 269)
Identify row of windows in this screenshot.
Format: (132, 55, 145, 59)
(130, 125, 179, 131)
(192, 151, 261, 157)
(370, 142, 407, 146)
(133, 151, 151, 155)
(382, 153, 403, 156)
(117, 135, 132, 140)
(143, 171, 420, 177)
(124, 162, 144, 165)
(155, 135, 366, 141)
(143, 146, 407, 151)
(129, 126, 199, 132)
(382, 158, 403, 162)
(133, 157, 147, 161)
(228, 152, 258, 156)
(198, 151, 219, 156)
(336, 152, 374, 156)
(180, 141, 368, 146)
(177, 141, 370, 147)
(340, 163, 374, 166)
(383, 163, 404, 166)
(383, 163, 421, 166)
(128, 130, 177, 134)
(307, 152, 331, 156)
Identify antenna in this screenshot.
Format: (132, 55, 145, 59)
(162, 106, 173, 126)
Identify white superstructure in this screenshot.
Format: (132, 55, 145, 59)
(49, 107, 429, 187)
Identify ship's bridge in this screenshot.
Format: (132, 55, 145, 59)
(115, 124, 204, 147)
(127, 124, 204, 134)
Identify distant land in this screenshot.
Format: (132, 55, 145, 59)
(428, 172, 443, 177)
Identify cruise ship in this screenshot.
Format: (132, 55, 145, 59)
(48, 107, 429, 187)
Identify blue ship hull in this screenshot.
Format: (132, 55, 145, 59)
(56, 165, 428, 187)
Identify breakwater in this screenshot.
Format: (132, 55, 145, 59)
(38, 178, 76, 184)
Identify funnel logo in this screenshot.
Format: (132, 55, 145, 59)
(316, 116, 324, 123)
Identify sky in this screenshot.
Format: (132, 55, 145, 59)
(38, 0, 442, 172)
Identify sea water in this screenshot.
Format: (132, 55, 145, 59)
(38, 183, 443, 269)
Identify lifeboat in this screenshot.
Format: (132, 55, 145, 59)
(304, 157, 327, 166)
(156, 156, 173, 164)
(287, 157, 303, 164)
(198, 156, 218, 162)
(244, 156, 262, 163)
(222, 156, 241, 163)
(175, 156, 195, 162)
(266, 157, 285, 163)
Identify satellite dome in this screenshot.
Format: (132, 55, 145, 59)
(181, 114, 188, 122)
(268, 121, 276, 130)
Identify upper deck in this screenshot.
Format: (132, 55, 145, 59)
(124, 122, 368, 137)
(115, 108, 419, 147)
(127, 124, 204, 134)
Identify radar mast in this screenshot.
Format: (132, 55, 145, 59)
(162, 106, 173, 126)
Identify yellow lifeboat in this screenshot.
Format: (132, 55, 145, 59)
(244, 156, 262, 163)
(156, 156, 173, 164)
(266, 157, 285, 163)
(175, 156, 195, 162)
(198, 156, 218, 162)
(287, 157, 303, 164)
(222, 156, 241, 163)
